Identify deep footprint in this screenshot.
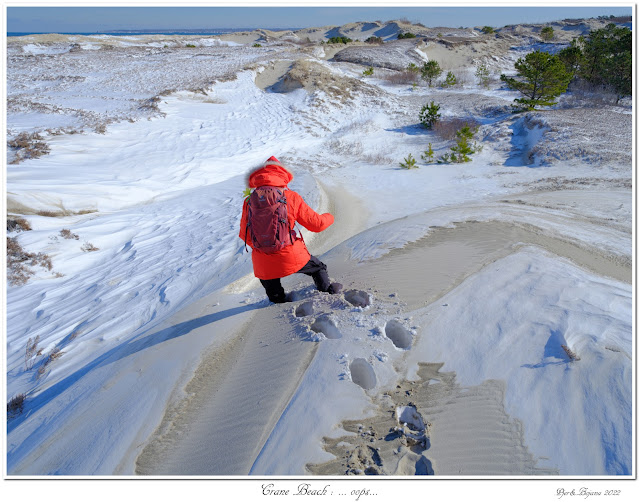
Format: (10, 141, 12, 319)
(310, 314, 342, 339)
(295, 300, 314, 317)
(384, 319, 412, 349)
(350, 358, 376, 390)
(344, 290, 372, 308)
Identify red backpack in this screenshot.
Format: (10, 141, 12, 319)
(244, 186, 296, 254)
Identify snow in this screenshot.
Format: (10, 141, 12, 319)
(4, 25, 633, 484)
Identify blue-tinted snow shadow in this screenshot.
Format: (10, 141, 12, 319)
(7, 302, 265, 434)
(386, 124, 428, 136)
(521, 329, 571, 369)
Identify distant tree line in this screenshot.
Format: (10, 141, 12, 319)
(501, 23, 632, 109)
(559, 23, 632, 102)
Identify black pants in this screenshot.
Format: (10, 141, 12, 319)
(260, 256, 330, 303)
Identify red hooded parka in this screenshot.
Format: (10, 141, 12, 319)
(239, 157, 334, 280)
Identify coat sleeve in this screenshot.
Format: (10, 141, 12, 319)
(290, 191, 334, 233)
(238, 198, 253, 246)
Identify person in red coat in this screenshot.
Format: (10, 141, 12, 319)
(239, 156, 342, 303)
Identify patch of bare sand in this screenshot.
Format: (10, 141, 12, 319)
(253, 60, 294, 91)
(308, 362, 558, 475)
(266, 59, 379, 103)
(135, 294, 318, 475)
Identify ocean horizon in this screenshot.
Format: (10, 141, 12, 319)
(7, 27, 296, 37)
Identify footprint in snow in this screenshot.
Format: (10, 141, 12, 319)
(310, 314, 342, 339)
(384, 319, 413, 349)
(350, 358, 377, 390)
(344, 289, 372, 308)
(295, 300, 314, 318)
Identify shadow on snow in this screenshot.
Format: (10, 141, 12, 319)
(7, 302, 264, 434)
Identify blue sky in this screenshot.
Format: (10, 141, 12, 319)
(7, 4, 633, 33)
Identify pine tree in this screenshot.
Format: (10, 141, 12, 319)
(579, 23, 632, 102)
(421, 143, 435, 163)
(419, 101, 441, 129)
(399, 153, 418, 169)
(557, 44, 583, 73)
(475, 63, 490, 88)
(442, 71, 457, 88)
(500, 50, 573, 110)
(540, 26, 554, 41)
(420, 61, 443, 87)
(450, 126, 480, 163)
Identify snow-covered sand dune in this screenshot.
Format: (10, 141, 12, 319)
(5, 20, 633, 477)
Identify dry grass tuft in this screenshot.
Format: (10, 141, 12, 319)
(8, 132, 50, 164)
(81, 242, 99, 252)
(37, 347, 64, 379)
(37, 210, 65, 218)
(7, 394, 26, 419)
(34, 208, 97, 218)
(433, 117, 482, 141)
(382, 70, 419, 86)
(7, 216, 31, 233)
(7, 237, 53, 286)
(325, 138, 364, 157)
(561, 344, 581, 361)
(361, 152, 394, 165)
(25, 335, 42, 371)
(60, 229, 79, 240)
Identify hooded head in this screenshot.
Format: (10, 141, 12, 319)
(246, 156, 293, 188)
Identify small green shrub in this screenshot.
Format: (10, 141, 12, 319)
(398, 32, 416, 39)
(185, 44, 196, 48)
(540, 26, 554, 41)
(419, 101, 441, 129)
(442, 71, 457, 87)
(421, 143, 435, 163)
(363, 67, 374, 76)
(328, 36, 352, 44)
(399, 153, 418, 169)
(365, 36, 383, 44)
(438, 126, 482, 164)
(437, 152, 452, 164)
(482, 26, 495, 34)
(253, 43, 262, 47)
(475, 63, 490, 87)
(450, 136, 474, 163)
(420, 61, 442, 86)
